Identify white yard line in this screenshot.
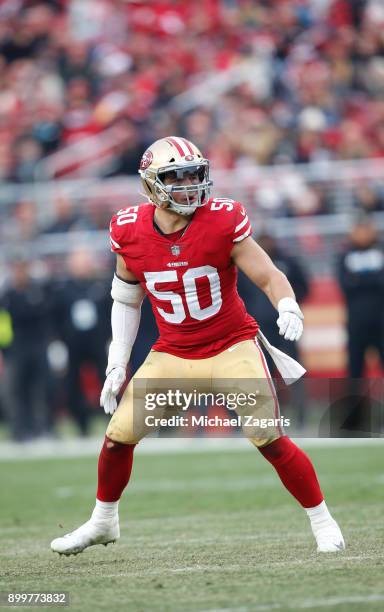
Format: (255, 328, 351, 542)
(296, 595, 384, 609)
(0, 436, 383, 461)
(201, 594, 384, 611)
(200, 594, 384, 611)
(101, 558, 382, 578)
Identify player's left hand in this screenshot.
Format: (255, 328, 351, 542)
(100, 366, 126, 415)
(277, 297, 304, 341)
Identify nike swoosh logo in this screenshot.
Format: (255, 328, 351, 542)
(335, 542, 344, 550)
(228, 343, 242, 352)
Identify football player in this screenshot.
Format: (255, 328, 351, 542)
(51, 137, 344, 555)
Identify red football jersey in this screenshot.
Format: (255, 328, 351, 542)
(109, 198, 259, 358)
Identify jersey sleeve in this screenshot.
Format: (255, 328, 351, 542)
(109, 213, 127, 253)
(109, 205, 142, 254)
(232, 201, 252, 243)
(110, 215, 121, 253)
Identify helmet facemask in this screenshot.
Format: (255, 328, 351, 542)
(143, 161, 212, 216)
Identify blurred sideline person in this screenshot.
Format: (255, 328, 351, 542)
(51, 137, 344, 556)
(338, 217, 384, 377)
(238, 233, 309, 428)
(336, 217, 384, 434)
(0, 259, 54, 441)
(0, 309, 14, 429)
(52, 249, 110, 435)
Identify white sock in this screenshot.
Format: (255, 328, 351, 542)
(91, 499, 119, 522)
(305, 500, 333, 529)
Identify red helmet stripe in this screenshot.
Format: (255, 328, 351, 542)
(166, 137, 186, 156)
(180, 138, 194, 155)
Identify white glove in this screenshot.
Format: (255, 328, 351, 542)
(277, 297, 304, 341)
(100, 366, 126, 415)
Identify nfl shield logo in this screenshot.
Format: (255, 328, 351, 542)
(171, 244, 180, 256)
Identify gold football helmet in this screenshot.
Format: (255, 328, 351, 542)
(138, 136, 212, 215)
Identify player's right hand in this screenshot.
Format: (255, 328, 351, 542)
(100, 366, 126, 415)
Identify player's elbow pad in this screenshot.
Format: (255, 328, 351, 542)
(111, 274, 145, 306)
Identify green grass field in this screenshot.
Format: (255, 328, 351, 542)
(1, 442, 383, 612)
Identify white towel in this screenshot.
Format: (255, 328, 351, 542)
(257, 330, 306, 385)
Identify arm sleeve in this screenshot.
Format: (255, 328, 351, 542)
(106, 300, 142, 373)
(106, 276, 145, 374)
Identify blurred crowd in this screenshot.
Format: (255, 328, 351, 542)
(0, 0, 384, 184)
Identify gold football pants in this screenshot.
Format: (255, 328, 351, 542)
(106, 339, 283, 447)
